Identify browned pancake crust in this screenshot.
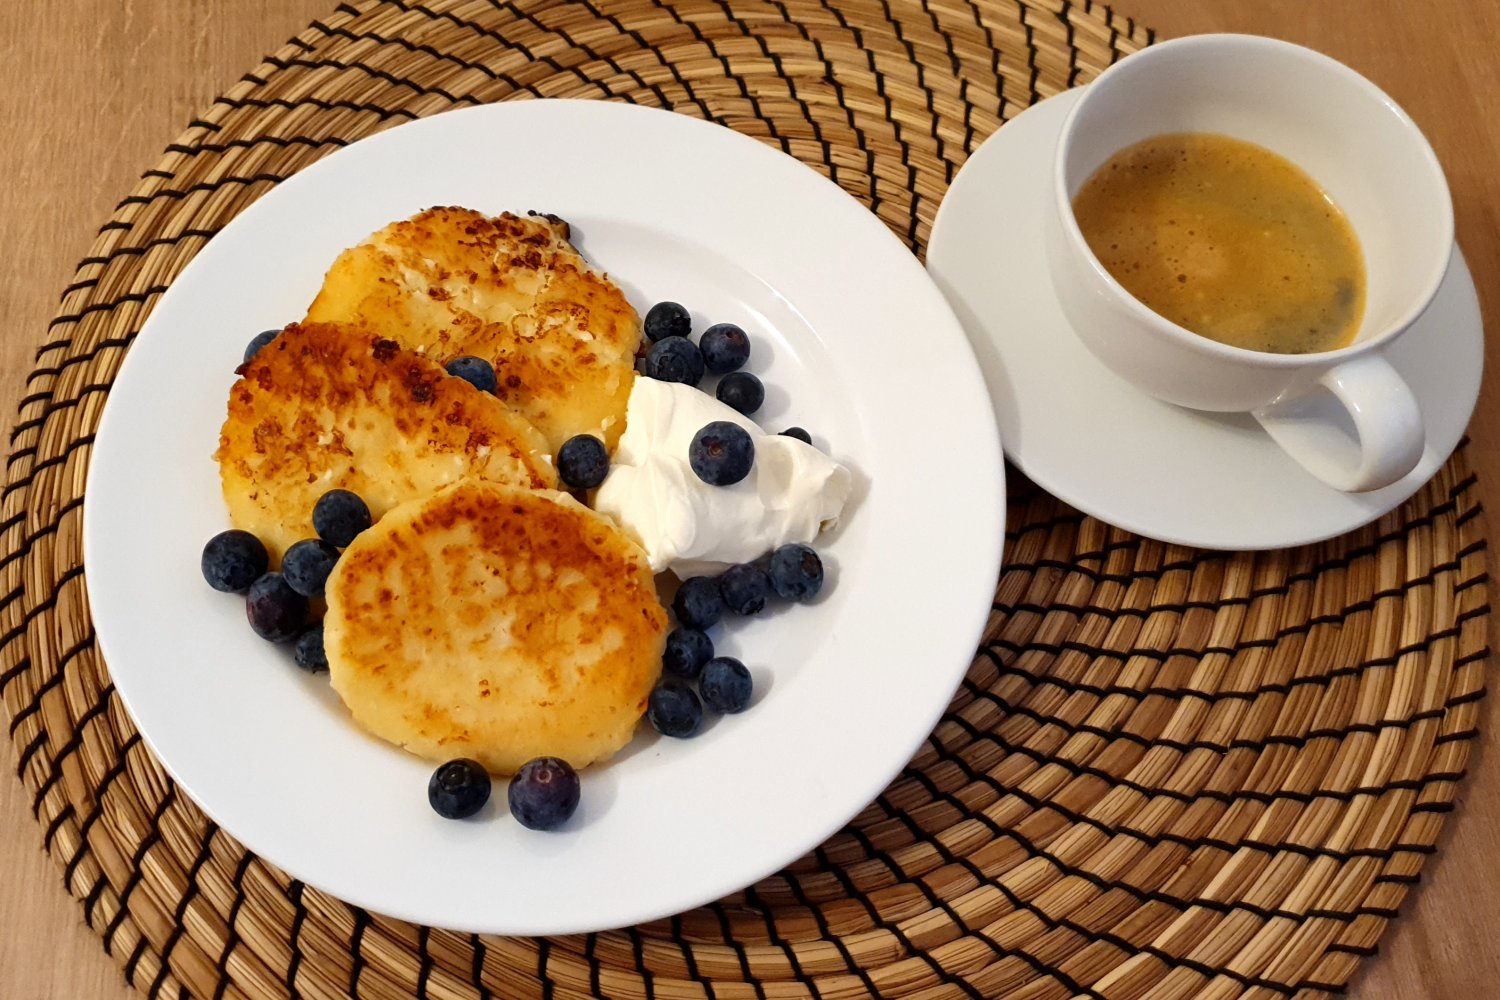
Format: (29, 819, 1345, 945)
(304, 207, 642, 452)
(324, 481, 668, 774)
(216, 321, 556, 560)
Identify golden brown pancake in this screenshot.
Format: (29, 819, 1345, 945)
(304, 207, 642, 452)
(216, 321, 556, 561)
(323, 480, 668, 774)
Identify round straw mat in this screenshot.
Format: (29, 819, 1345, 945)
(2, 2, 1490, 998)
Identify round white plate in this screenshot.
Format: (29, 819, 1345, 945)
(83, 99, 1004, 935)
(927, 88, 1483, 551)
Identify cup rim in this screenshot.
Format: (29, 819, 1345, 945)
(1052, 33, 1455, 368)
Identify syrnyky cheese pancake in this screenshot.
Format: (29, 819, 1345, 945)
(216, 321, 556, 560)
(323, 480, 668, 774)
(304, 207, 642, 452)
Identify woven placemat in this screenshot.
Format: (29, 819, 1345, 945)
(2, 1, 1490, 998)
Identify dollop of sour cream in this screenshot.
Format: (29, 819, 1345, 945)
(594, 376, 851, 576)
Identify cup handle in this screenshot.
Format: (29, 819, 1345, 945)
(1251, 353, 1425, 493)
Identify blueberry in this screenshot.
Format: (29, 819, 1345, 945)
(769, 543, 824, 602)
(699, 323, 750, 374)
(508, 757, 580, 831)
(689, 421, 755, 486)
(663, 627, 713, 679)
(201, 529, 268, 593)
(445, 355, 497, 394)
(281, 539, 340, 598)
(673, 576, 725, 630)
(715, 371, 764, 416)
(428, 758, 492, 820)
(700, 656, 753, 714)
(718, 562, 770, 615)
(644, 301, 692, 342)
(313, 489, 372, 548)
(648, 681, 703, 738)
(645, 335, 705, 385)
(243, 329, 279, 364)
(780, 426, 813, 445)
(245, 573, 308, 642)
(558, 434, 610, 490)
(293, 625, 328, 673)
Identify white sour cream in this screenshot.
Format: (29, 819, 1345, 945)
(594, 376, 851, 576)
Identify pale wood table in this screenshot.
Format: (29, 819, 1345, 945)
(1, 1, 1495, 997)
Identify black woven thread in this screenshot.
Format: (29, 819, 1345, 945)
(870, 767, 1369, 994)
(806, 836, 988, 999)
(999, 472, 1478, 585)
(624, 924, 659, 1000)
(79, 848, 113, 929)
(814, 0, 924, 249)
(6, 433, 97, 488)
(932, 708, 1466, 824)
(867, 793, 1283, 996)
(347, 906, 370, 998)
(991, 550, 1475, 626)
(41, 801, 75, 853)
(210, 851, 257, 1000)
(165, 134, 349, 157)
(378, 0, 667, 110)
(415, 924, 433, 1000)
(736, 883, 821, 994)
(0, 517, 85, 616)
(970, 617, 1483, 713)
(833, 801, 1111, 1000)
(536, 936, 555, 1000)
(761, 0, 881, 207)
(121, 934, 153, 990)
(102, 782, 180, 956)
(260, 52, 482, 107)
(660, 0, 810, 171)
(680, 915, 715, 990)
(1012, 0, 1045, 106)
(902, 732, 1457, 980)
(148, 822, 221, 1000)
(66, 730, 141, 895)
(470, 933, 493, 1000)
(696, 1, 841, 177)
(286, 879, 308, 998)
(709, 905, 767, 1000)
(1056, 0, 1083, 87)
(776, 872, 882, 996)
(12, 392, 111, 444)
(872, 0, 956, 190)
(10, 632, 95, 743)
(373, 0, 626, 103)
(216, 90, 419, 122)
(957, 674, 1460, 757)
(584, 933, 603, 1000)
(113, 174, 291, 212)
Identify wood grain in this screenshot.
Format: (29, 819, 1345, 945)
(0, 1, 1495, 997)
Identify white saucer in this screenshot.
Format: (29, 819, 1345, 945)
(927, 88, 1484, 551)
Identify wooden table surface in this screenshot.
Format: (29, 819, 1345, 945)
(2, 1, 1495, 997)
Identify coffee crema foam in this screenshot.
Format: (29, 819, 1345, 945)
(1072, 132, 1366, 354)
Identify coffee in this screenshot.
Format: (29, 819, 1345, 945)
(1072, 133, 1365, 354)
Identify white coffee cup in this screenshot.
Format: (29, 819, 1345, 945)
(1045, 34, 1453, 493)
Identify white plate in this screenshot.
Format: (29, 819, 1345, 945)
(927, 88, 1483, 550)
(83, 100, 1004, 935)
